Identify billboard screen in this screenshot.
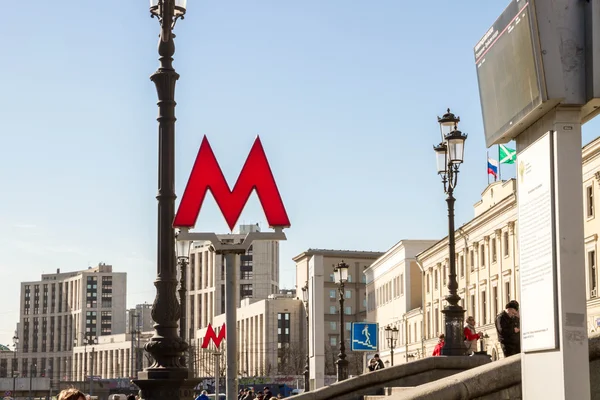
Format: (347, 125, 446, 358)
(475, 0, 543, 146)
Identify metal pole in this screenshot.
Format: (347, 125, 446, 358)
(84, 343, 87, 392)
(441, 186, 465, 356)
(390, 343, 394, 366)
(304, 307, 309, 391)
(336, 282, 348, 381)
(178, 258, 188, 367)
(90, 348, 94, 396)
(225, 253, 239, 400)
(214, 352, 220, 399)
(13, 347, 16, 395)
(135, 1, 189, 397)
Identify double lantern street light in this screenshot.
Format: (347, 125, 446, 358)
(433, 109, 468, 356)
(384, 325, 399, 366)
(334, 261, 349, 382)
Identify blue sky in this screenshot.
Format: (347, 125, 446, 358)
(1, 1, 599, 347)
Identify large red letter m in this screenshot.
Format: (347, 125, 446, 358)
(201, 323, 226, 349)
(173, 136, 291, 230)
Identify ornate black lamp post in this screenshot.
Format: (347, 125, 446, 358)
(176, 235, 192, 367)
(301, 282, 310, 391)
(384, 326, 399, 366)
(433, 108, 468, 356)
(134, 1, 189, 398)
(334, 261, 349, 382)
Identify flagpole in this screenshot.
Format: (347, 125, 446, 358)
(498, 145, 502, 181)
(487, 151, 490, 185)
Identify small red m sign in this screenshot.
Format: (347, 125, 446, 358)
(201, 323, 226, 349)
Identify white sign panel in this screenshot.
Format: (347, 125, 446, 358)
(518, 131, 558, 352)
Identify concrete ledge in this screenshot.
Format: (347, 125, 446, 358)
(292, 356, 490, 400)
(395, 355, 521, 400)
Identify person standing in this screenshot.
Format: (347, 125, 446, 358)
(432, 334, 445, 356)
(495, 300, 521, 357)
(464, 316, 483, 355)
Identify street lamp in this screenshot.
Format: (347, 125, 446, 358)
(433, 108, 468, 356)
(176, 232, 192, 367)
(12, 335, 18, 395)
(135, 0, 190, 398)
(334, 261, 349, 382)
(384, 326, 399, 366)
(75, 335, 98, 395)
(301, 282, 310, 391)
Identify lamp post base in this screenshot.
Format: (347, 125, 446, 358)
(133, 375, 197, 400)
(441, 305, 466, 356)
(336, 359, 349, 382)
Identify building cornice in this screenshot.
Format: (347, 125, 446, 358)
(292, 248, 384, 262)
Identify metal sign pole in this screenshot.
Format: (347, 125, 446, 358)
(225, 253, 238, 400)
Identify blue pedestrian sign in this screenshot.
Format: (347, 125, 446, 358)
(351, 322, 378, 351)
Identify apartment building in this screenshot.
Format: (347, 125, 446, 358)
(14, 263, 126, 382)
(293, 249, 384, 390)
(185, 224, 280, 338)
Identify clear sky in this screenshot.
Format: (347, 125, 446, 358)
(1, 1, 599, 348)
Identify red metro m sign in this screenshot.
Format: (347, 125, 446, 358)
(201, 323, 226, 349)
(173, 136, 291, 231)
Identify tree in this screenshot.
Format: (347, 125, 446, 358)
(277, 343, 306, 375)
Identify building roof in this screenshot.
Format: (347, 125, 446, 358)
(0, 344, 12, 352)
(292, 248, 384, 262)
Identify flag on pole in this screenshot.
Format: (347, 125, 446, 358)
(487, 158, 499, 180)
(499, 144, 517, 164)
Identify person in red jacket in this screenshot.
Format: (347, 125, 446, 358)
(432, 334, 445, 356)
(464, 316, 483, 355)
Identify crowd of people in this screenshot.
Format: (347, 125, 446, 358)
(56, 389, 137, 400)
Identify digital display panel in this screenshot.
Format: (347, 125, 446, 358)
(474, 0, 543, 146)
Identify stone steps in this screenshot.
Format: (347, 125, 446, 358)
(364, 386, 415, 400)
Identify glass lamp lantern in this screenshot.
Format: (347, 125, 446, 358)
(391, 326, 399, 342)
(150, 0, 187, 18)
(334, 261, 349, 284)
(437, 109, 460, 142)
(433, 143, 448, 174)
(385, 325, 392, 342)
(445, 129, 468, 164)
(176, 237, 192, 260)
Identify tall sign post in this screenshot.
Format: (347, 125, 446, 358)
(175, 136, 290, 400)
(474, 1, 594, 398)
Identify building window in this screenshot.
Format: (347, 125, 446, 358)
(470, 294, 475, 316)
(329, 274, 335, 282)
(426, 274, 430, 293)
(329, 336, 337, 346)
(443, 265, 447, 286)
(504, 281, 511, 304)
(470, 250, 475, 272)
(240, 284, 253, 299)
(434, 271, 438, 290)
(330, 322, 337, 331)
(480, 244, 485, 267)
(329, 306, 336, 314)
(587, 185, 594, 218)
(492, 238, 497, 263)
(346, 322, 351, 331)
(460, 255, 465, 278)
(344, 306, 352, 315)
(481, 290, 487, 324)
(345, 290, 351, 299)
(504, 231, 509, 257)
(329, 290, 336, 299)
(347, 275, 352, 283)
(589, 250, 597, 297)
(400, 274, 404, 296)
(492, 286, 498, 317)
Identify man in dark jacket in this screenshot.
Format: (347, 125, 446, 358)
(495, 300, 521, 357)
